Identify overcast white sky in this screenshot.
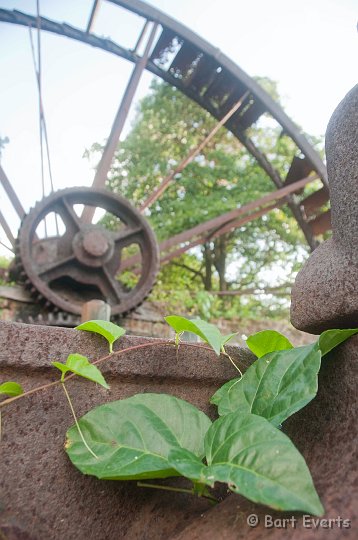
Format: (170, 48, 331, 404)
(0, 0, 357, 255)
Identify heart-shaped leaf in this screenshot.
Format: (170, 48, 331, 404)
(205, 413, 324, 515)
(0, 381, 24, 397)
(210, 377, 241, 406)
(75, 320, 126, 352)
(165, 316, 223, 355)
(318, 328, 358, 356)
(221, 332, 239, 347)
(246, 330, 293, 358)
(66, 393, 211, 480)
(215, 344, 321, 426)
(52, 353, 109, 389)
(168, 448, 209, 484)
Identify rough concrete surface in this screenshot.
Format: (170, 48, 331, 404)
(0, 321, 251, 540)
(0, 321, 357, 539)
(291, 84, 358, 333)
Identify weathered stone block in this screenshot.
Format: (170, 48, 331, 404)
(0, 321, 356, 539)
(291, 85, 358, 333)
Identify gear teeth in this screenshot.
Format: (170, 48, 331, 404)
(16, 310, 80, 327)
(11, 188, 159, 317)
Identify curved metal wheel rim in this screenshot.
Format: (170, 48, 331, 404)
(0, 0, 330, 268)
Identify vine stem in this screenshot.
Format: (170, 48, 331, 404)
(0, 339, 243, 409)
(137, 481, 217, 503)
(222, 349, 243, 379)
(0, 342, 167, 408)
(61, 382, 98, 460)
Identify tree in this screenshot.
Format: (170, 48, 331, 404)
(89, 79, 320, 318)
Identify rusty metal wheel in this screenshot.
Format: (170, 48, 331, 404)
(17, 187, 159, 316)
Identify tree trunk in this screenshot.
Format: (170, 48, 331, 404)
(213, 236, 228, 291)
(203, 243, 213, 290)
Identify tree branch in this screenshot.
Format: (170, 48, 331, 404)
(171, 261, 205, 285)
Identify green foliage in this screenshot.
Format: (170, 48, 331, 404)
(0, 381, 24, 397)
(204, 413, 324, 515)
(0, 255, 13, 287)
(0, 256, 11, 269)
(3, 318, 358, 517)
(165, 315, 221, 354)
(209, 377, 241, 406)
(212, 327, 358, 423)
(75, 320, 126, 352)
(318, 328, 358, 356)
(165, 315, 236, 355)
(52, 353, 109, 389)
(246, 329, 293, 357)
(221, 332, 239, 346)
(66, 394, 211, 480)
(214, 344, 321, 425)
(63, 319, 357, 514)
(169, 414, 323, 515)
(168, 447, 208, 484)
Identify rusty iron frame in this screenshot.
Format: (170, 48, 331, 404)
(0, 165, 26, 221)
(81, 20, 159, 222)
(86, 0, 101, 33)
(0, 209, 15, 247)
(159, 203, 284, 267)
(0, 7, 327, 182)
(160, 175, 316, 253)
(0, 2, 328, 258)
(123, 175, 316, 270)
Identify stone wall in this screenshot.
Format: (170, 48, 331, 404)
(125, 306, 314, 346)
(0, 320, 356, 539)
(0, 295, 314, 346)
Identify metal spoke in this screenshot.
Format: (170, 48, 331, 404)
(56, 197, 83, 233)
(100, 266, 128, 304)
(81, 20, 159, 223)
(38, 255, 76, 282)
(113, 225, 143, 247)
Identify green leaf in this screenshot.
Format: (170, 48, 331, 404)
(246, 330, 293, 358)
(52, 354, 109, 389)
(216, 344, 321, 426)
(165, 316, 222, 355)
(66, 393, 212, 480)
(168, 448, 209, 485)
(221, 332, 238, 347)
(0, 381, 24, 397)
(75, 320, 126, 352)
(318, 328, 358, 357)
(205, 413, 324, 515)
(210, 377, 241, 406)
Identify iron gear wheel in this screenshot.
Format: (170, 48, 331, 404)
(16, 187, 160, 316)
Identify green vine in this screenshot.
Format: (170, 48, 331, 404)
(1, 318, 357, 517)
